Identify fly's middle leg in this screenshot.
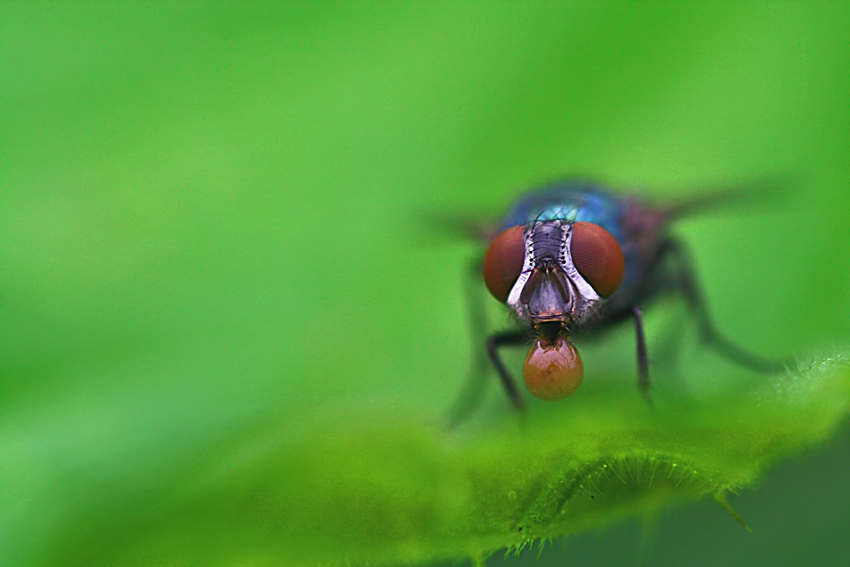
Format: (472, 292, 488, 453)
(447, 258, 495, 428)
(448, 258, 526, 428)
(632, 305, 652, 399)
(660, 237, 786, 374)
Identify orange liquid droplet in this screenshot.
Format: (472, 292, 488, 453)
(522, 338, 584, 401)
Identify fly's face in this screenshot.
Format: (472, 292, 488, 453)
(509, 220, 599, 325)
(482, 219, 625, 401)
(483, 220, 625, 328)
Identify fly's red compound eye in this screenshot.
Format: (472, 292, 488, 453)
(483, 225, 525, 302)
(571, 222, 625, 297)
(523, 337, 584, 400)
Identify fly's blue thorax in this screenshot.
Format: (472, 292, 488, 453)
(500, 182, 625, 242)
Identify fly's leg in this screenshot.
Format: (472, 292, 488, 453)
(447, 258, 495, 428)
(449, 258, 528, 426)
(663, 238, 785, 374)
(487, 330, 529, 411)
(632, 306, 651, 398)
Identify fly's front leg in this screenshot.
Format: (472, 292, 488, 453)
(487, 330, 529, 411)
(662, 238, 785, 374)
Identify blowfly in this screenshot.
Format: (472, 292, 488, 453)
(461, 180, 785, 414)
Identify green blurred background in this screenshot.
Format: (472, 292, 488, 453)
(2, 3, 849, 566)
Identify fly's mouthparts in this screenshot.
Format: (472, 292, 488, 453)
(534, 320, 569, 344)
(526, 266, 573, 320)
(532, 314, 568, 322)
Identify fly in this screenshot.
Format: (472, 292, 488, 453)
(457, 180, 786, 415)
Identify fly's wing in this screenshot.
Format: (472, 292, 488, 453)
(591, 176, 795, 327)
(641, 175, 796, 227)
(616, 175, 796, 261)
(413, 209, 503, 246)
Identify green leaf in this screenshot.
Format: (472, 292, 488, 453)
(21, 355, 850, 567)
(2, 3, 849, 567)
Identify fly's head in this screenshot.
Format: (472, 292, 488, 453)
(483, 219, 624, 329)
(482, 219, 625, 400)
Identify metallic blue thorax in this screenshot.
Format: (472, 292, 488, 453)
(501, 181, 641, 302)
(501, 182, 624, 238)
